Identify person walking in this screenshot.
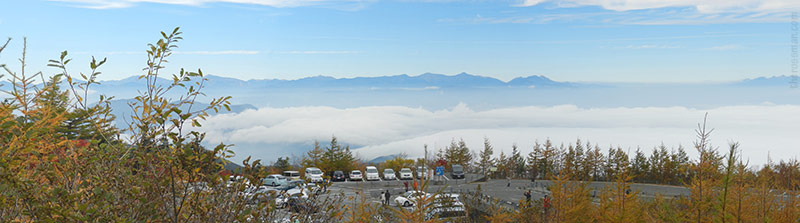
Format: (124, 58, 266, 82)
(404, 182, 409, 192)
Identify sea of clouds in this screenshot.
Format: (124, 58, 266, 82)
(193, 103, 799, 167)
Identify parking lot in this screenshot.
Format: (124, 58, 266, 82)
(323, 175, 692, 208)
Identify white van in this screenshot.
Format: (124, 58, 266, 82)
(282, 171, 301, 181)
(305, 167, 324, 183)
(365, 166, 380, 181)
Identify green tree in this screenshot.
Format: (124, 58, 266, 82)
(508, 144, 525, 178)
(605, 147, 630, 180)
(477, 137, 495, 180)
(274, 156, 291, 172)
(444, 138, 473, 170)
(381, 153, 415, 174)
(302, 141, 325, 171)
(583, 144, 605, 181)
(630, 148, 649, 182)
(321, 136, 355, 174)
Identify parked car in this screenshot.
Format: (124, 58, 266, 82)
(331, 171, 346, 182)
(365, 166, 380, 181)
(416, 166, 428, 179)
(394, 190, 431, 207)
(262, 174, 288, 186)
(350, 170, 363, 181)
(243, 186, 279, 204)
(283, 170, 301, 181)
(275, 190, 308, 209)
(399, 168, 413, 180)
(226, 175, 249, 187)
(427, 194, 466, 220)
(451, 164, 465, 179)
(383, 168, 396, 180)
(277, 180, 322, 195)
(286, 196, 319, 213)
(305, 167, 324, 183)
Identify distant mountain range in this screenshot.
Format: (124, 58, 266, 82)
(2, 73, 797, 111)
(105, 72, 577, 89)
(97, 73, 796, 89)
(4, 73, 792, 93)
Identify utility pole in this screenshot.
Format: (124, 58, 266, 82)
(424, 144, 428, 183)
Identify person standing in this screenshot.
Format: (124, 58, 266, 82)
(384, 189, 391, 205)
(524, 190, 531, 203)
(404, 182, 409, 192)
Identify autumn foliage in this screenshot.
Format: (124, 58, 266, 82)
(2, 29, 800, 223)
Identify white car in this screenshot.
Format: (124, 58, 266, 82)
(350, 170, 363, 181)
(365, 166, 380, 181)
(275, 190, 309, 208)
(383, 168, 396, 180)
(305, 167, 324, 183)
(427, 194, 466, 220)
(394, 190, 431, 207)
(262, 174, 288, 186)
(399, 168, 413, 180)
(416, 166, 428, 179)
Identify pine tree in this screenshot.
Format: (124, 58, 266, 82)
(605, 147, 630, 181)
(496, 151, 508, 178)
(631, 148, 649, 183)
(444, 138, 473, 170)
(583, 144, 604, 181)
(509, 144, 525, 178)
(321, 136, 355, 174)
(671, 146, 690, 185)
(526, 141, 541, 180)
(301, 140, 325, 171)
(478, 137, 495, 180)
(274, 156, 291, 172)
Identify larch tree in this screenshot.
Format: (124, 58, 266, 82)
(686, 114, 722, 223)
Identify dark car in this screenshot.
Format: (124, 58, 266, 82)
(332, 171, 346, 182)
(287, 196, 319, 213)
(451, 164, 465, 179)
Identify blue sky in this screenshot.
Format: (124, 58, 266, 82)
(1, 0, 798, 82)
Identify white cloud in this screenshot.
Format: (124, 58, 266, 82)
(174, 50, 260, 55)
(74, 50, 259, 55)
(50, 0, 360, 9)
(517, 0, 800, 14)
(517, 0, 548, 7)
(620, 44, 681, 49)
(274, 50, 359, 54)
(441, 9, 790, 25)
(194, 103, 800, 166)
(702, 44, 742, 51)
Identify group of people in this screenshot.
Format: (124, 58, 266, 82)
(402, 181, 419, 192)
(381, 190, 391, 205)
(522, 190, 551, 209)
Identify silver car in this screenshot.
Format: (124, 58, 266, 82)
(383, 168, 396, 180)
